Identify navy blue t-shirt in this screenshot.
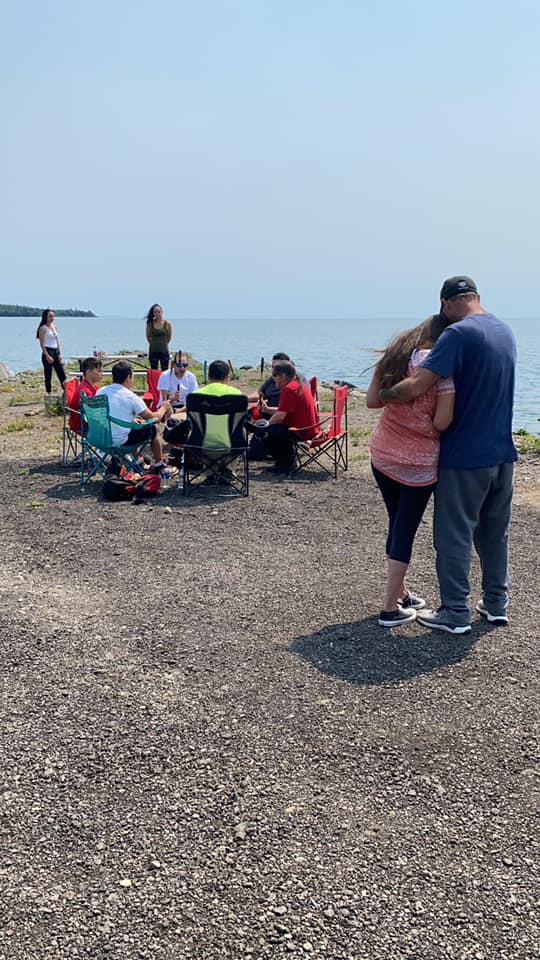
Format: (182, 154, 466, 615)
(421, 313, 518, 470)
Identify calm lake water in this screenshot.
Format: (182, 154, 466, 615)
(2, 314, 539, 432)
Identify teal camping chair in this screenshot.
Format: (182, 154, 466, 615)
(80, 394, 155, 484)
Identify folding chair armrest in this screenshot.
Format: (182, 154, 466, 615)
(288, 418, 328, 438)
(316, 412, 332, 427)
(65, 406, 83, 423)
(109, 416, 158, 429)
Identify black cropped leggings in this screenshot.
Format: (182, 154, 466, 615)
(41, 348, 66, 394)
(149, 352, 170, 371)
(372, 464, 435, 564)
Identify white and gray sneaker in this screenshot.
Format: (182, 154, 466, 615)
(416, 608, 471, 635)
(476, 600, 509, 626)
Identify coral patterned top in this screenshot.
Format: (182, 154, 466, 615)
(370, 349, 455, 486)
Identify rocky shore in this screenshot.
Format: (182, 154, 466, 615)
(0, 369, 538, 959)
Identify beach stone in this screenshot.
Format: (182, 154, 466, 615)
(333, 379, 357, 389)
(44, 394, 63, 416)
(0, 361, 15, 380)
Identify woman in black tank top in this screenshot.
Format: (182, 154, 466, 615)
(145, 303, 172, 370)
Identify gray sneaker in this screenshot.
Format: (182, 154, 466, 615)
(476, 600, 509, 626)
(416, 608, 471, 635)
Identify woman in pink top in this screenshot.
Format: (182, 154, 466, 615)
(366, 315, 455, 628)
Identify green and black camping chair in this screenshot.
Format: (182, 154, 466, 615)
(183, 392, 249, 497)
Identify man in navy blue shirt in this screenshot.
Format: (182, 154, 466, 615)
(380, 276, 517, 634)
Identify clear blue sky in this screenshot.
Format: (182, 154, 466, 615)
(2, 0, 539, 318)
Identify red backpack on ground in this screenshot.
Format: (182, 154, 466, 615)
(102, 457, 162, 503)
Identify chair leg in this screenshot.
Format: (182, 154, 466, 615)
(288, 434, 349, 480)
(182, 449, 249, 496)
(62, 428, 79, 466)
(80, 442, 109, 484)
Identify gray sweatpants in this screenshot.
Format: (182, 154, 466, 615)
(434, 463, 514, 623)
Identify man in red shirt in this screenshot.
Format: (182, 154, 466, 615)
(69, 357, 104, 433)
(263, 361, 318, 473)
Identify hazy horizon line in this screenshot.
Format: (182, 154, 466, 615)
(46, 314, 540, 322)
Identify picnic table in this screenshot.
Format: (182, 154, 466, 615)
(71, 354, 149, 375)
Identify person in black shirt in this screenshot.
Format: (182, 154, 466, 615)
(247, 352, 291, 460)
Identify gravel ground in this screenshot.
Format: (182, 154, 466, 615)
(0, 379, 538, 959)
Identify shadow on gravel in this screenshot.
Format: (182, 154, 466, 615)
(25, 462, 94, 501)
(41, 476, 250, 509)
(291, 617, 495, 685)
(30, 459, 331, 505)
(250, 469, 333, 486)
(28, 461, 74, 477)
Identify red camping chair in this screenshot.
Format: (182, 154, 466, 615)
(289, 384, 348, 479)
(143, 368, 161, 411)
(62, 376, 83, 465)
(309, 375, 319, 408)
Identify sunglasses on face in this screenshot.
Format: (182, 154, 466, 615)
(175, 362, 189, 368)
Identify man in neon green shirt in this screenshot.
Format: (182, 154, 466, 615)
(197, 360, 241, 398)
(195, 360, 242, 450)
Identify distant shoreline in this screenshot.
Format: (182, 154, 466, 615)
(0, 314, 537, 432)
(0, 304, 96, 318)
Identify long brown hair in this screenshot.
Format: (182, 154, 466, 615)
(375, 313, 451, 388)
(36, 308, 52, 338)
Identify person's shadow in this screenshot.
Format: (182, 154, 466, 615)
(291, 616, 493, 686)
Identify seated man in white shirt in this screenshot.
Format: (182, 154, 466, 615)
(158, 352, 199, 411)
(97, 361, 172, 464)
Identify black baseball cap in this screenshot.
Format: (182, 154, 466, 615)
(440, 276, 478, 300)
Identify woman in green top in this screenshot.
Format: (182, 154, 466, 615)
(145, 303, 172, 370)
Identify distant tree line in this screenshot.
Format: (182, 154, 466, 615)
(0, 304, 96, 317)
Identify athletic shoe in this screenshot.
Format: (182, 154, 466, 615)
(265, 464, 291, 476)
(378, 607, 417, 628)
(148, 460, 166, 474)
(416, 608, 471, 634)
(476, 600, 509, 626)
(399, 591, 426, 610)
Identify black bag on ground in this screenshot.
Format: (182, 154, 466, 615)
(163, 418, 190, 444)
(131, 473, 161, 504)
(102, 472, 161, 502)
(102, 476, 137, 501)
(248, 434, 271, 461)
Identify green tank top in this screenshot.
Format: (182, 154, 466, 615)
(148, 322, 169, 354)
